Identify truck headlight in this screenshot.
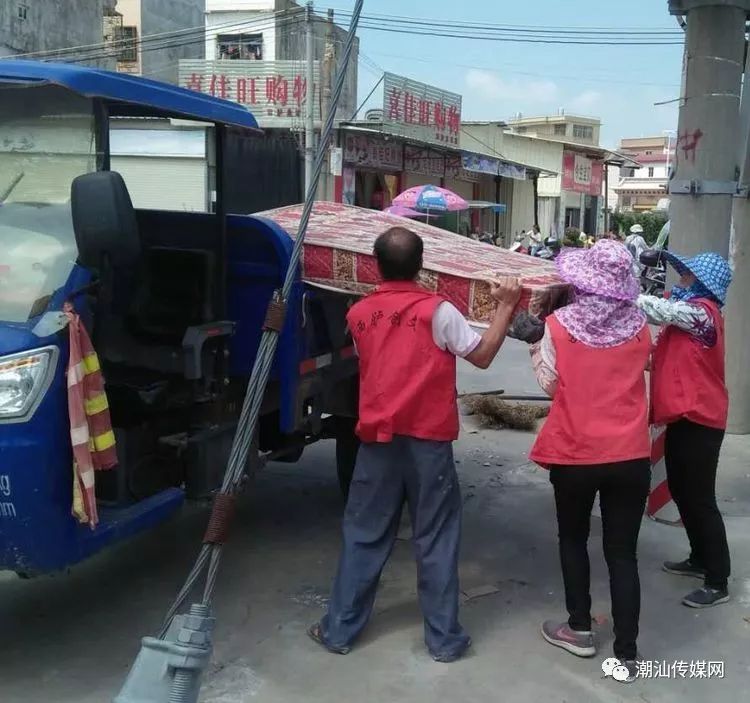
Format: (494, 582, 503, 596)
(0, 347, 58, 422)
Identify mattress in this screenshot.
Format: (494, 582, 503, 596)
(257, 202, 569, 325)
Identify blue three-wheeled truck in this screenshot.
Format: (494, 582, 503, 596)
(0, 61, 360, 576)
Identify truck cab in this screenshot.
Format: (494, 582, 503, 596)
(0, 61, 359, 576)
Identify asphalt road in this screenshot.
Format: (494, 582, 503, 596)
(1, 340, 749, 703)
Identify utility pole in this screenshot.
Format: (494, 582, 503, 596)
(725, 47, 750, 432)
(667, 0, 748, 258)
(305, 1, 315, 198)
(319, 8, 336, 200)
(668, 0, 750, 433)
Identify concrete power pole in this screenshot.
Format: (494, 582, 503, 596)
(726, 46, 750, 432)
(318, 8, 336, 200)
(305, 1, 315, 198)
(667, 0, 749, 259)
(668, 0, 750, 434)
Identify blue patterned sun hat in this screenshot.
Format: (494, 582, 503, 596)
(664, 251, 732, 305)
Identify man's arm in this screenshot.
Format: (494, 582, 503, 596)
(464, 277, 522, 369)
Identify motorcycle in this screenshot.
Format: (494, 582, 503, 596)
(532, 237, 562, 261)
(639, 249, 667, 296)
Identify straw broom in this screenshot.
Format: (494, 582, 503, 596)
(461, 395, 550, 431)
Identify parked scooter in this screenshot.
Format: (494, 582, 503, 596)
(639, 249, 667, 296)
(533, 237, 562, 261)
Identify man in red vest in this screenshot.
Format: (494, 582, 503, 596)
(308, 226, 521, 662)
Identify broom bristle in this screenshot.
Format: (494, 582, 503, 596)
(462, 396, 549, 431)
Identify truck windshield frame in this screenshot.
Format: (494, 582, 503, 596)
(0, 84, 98, 323)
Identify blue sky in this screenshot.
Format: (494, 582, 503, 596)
(328, 0, 683, 148)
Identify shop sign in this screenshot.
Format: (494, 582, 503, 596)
(404, 146, 445, 178)
(562, 150, 604, 195)
(179, 59, 322, 128)
(461, 152, 527, 180)
(445, 155, 481, 183)
(383, 72, 462, 147)
(343, 133, 403, 170)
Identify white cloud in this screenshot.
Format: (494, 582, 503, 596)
(465, 68, 558, 104)
(569, 90, 602, 113)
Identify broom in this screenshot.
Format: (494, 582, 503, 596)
(461, 394, 549, 431)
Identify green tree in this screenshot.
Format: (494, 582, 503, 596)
(611, 211, 668, 245)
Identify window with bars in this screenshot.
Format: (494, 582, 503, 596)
(573, 124, 593, 140)
(554, 124, 567, 136)
(217, 34, 263, 60)
(116, 26, 138, 63)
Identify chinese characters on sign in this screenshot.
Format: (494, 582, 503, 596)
(344, 134, 403, 170)
(383, 72, 462, 147)
(445, 155, 481, 183)
(178, 60, 322, 127)
(461, 152, 527, 181)
(404, 146, 445, 178)
(562, 150, 604, 195)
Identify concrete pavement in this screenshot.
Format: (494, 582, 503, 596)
(1, 340, 749, 703)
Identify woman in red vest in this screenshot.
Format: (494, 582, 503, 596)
(637, 251, 732, 609)
(523, 240, 652, 684)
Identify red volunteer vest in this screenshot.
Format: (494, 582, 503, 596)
(651, 298, 728, 430)
(347, 281, 459, 443)
(530, 316, 651, 467)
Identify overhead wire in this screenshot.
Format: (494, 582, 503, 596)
(9, 7, 304, 61)
(67, 15, 307, 65)
(10, 7, 685, 67)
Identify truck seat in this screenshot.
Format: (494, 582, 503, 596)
(70, 171, 216, 375)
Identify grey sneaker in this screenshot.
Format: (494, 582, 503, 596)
(663, 558, 706, 579)
(541, 620, 596, 658)
(682, 587, 730, 608)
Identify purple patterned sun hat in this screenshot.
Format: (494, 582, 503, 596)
(556, 239, 640, 301)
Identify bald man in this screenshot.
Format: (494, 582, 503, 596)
(309, 226, 521, 662)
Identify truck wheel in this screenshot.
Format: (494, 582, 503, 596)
(334, 416, 359, 497)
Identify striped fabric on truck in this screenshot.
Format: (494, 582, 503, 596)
(64, 303, 117, 529)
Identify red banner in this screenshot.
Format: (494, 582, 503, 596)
(562, 150, 604, 195)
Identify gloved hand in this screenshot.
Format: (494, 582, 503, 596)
(508, 311, 545, 344)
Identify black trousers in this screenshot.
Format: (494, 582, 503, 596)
(550, 459, 650, 661)
(665, 419, 730, 590)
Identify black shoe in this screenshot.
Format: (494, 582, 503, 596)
(663, 558, 706, 579)
(682, 587, 730, 609)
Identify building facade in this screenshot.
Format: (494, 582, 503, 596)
(112, 0, 205, 82)
(0, 0, 116, 66)
(614, 135, 671, 212)
(463, 122, 623, 242)
(507, 113, 601, 147)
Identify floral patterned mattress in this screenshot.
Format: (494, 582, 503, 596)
(257, 202, 569, 325)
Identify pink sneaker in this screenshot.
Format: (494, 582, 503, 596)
(541, 620, 596, 657)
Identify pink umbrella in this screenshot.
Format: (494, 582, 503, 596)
(384, 205, 435, 219)
(392, 184, 468, 213)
